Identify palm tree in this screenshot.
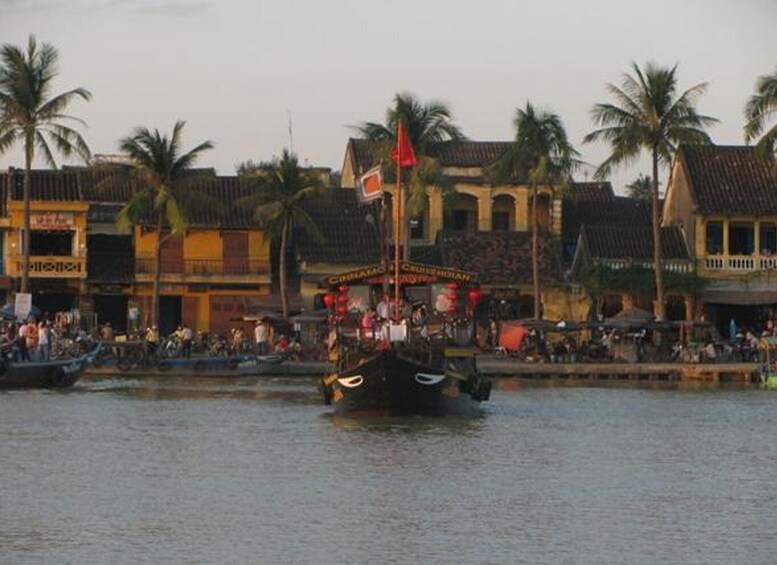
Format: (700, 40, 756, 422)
(238, 150, 328, 319)
(490, 102, 578, 319)
(744, 67, 777, 158)
(116, 120, 214, 328)
(354, 92, 465, 258)
(0, 35, 91, 293)
(626, 174, 653, 200)
(584, 62, 717, 320)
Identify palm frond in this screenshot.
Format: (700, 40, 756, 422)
(744, 68, 777, 144)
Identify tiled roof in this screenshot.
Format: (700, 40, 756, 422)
(184, 176, 255, 228)
(563, 196, 653, 245)
(70, 166, 137, 203)
(347, 138, 512, 173)
(349, 139, 390, 173)
(428, 141, 513, 167)
(438, 230, 564, 285)
(296, 189, 382, 265)
(567, 181, 615, 202)
(0, 168, 257, 229)
(582, 225, 690, 261)
(679, 145, 777, 215)
(3, 169, 82, 201)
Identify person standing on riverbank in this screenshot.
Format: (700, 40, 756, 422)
(255, 321, 268, 355)
(23, 318, 39, 361)
(38, 321, 51, 361)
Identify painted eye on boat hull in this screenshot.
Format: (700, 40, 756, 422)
(414, 373, 445, 385)
(337, 375, 364, 388)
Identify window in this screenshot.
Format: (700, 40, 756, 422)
(705, 221, 723, 254)
(30, 231, 73, 256)
(445, 210, 477, 231)
(410, 215, 424, 240)
(729, 222, 754, 255)
(492, 211, 509, 231)
(760, 222, 776, 255)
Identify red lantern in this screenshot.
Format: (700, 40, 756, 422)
(337, 294, 348, 304)
(446, 282, 458, 290)
(467, 288, 483, 305)
(337, 305, 347, 316)
(323, 293, 335, 308)
(338, 285, 349, 294)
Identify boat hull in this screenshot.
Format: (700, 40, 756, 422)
(0, 345, 100, 390)
(322, 348, 491, 416)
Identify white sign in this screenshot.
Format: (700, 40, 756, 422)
(14, 292, 32, 320)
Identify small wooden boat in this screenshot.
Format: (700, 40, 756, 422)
(0, 343, 102, 390)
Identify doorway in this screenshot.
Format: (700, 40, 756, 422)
(94, 294, 129, 333)
(159, 295, 182, 336)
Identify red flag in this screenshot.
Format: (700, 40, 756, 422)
(391, 122, 418, 167)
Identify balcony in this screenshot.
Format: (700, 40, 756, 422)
(134, 257, 271, 284)
(6, 255, 86, 279)
(703, 254, 777, 273)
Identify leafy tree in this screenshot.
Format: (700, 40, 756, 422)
(744, 67, 777, 158)
(0, 35, 91, 293)
(490, 102, 579, 319)
(238, 150, 329, 318)
(626, 174, 653, 200)
(116, 121, 214, 328)
(354, 92, 465, 257)
(584, 62, 716, 320)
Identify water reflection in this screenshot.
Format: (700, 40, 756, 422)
(3, 376, 777, 564)
(77, 375, 321, 403)
(326, 411, 487, 435)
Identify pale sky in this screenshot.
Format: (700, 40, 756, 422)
(1, 0, 776, 194)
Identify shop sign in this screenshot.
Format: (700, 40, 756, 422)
(31, 212, 74, 230)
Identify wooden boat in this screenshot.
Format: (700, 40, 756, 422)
(318, 262, 492, 415)
(319, 126, 491, 415)
(321, 340, 491, 416)
(0, 343, 102, 390)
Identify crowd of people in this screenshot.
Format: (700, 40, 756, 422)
(1, 317, 57, 361)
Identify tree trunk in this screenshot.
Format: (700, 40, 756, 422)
(279, 214, 289, 319)
(151, 214, 166, 329)
(532, 183, 541, 319)
(21, 140, 32, 294)
(651, 150, 665, 320)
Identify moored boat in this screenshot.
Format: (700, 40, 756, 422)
(319, 122, 491, 415)
(318, 261, 492, 416)
(0, 343, 102, 390)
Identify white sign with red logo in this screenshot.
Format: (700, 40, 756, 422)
(30, 212, 74, 230)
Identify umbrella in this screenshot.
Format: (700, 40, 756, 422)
(1, 303, 42, 320)
(603, 307, 655, 330)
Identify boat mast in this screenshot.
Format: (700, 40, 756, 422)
(394, 148, 402, 323)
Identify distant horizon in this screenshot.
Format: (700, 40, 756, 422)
(1, 0, 776, 194)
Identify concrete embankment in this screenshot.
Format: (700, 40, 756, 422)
(84, 358, 762, 383)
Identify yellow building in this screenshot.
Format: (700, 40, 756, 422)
(663, 145, 777, 333)
(0, 169, 90, 314)
(0, 168, 272, 335)
(295, 139, 578, 320)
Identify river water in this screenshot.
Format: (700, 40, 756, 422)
(1, 376, 776, 564)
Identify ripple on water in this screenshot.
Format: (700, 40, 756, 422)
(1, 379, 777, 564)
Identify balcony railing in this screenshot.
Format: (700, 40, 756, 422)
(135, 258, 271, 277)
(703, 254, 777, 272)
(6, 255, 86, 279)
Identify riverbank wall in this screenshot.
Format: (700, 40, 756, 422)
(84, 358, 762, 383)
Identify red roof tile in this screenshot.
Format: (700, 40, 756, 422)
(679, 145, 777, 215)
